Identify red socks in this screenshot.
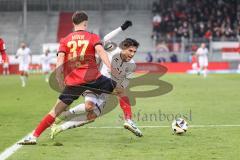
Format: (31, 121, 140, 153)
(119, 96, 132, 120)
(33, 114, 55, 137)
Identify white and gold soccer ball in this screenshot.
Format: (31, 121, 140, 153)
(172, 118, 188, 134)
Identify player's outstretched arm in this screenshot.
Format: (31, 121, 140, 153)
(103, 27, 122, 43)
(103, 20, 132, 43)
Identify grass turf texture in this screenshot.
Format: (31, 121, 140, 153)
(0, 74, 239, 160)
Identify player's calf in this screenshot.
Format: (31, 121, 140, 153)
(49, 99, 69, 117)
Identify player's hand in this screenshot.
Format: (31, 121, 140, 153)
(121, 20, 132, 31)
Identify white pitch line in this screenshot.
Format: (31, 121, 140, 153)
(1, 124, 240, 160)
(85, 124, 240, 129)
(0, 132, 32, 160)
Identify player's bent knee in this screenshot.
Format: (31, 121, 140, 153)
(85, 101, 95, 112)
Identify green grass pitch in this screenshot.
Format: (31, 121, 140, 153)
(0, 74, 240, 160)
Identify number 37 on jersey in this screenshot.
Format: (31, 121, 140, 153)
(67, 40, 89, 61)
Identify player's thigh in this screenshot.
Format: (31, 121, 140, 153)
(22, 64, 29, 72)
(85, 93, 98, 105)
(19, 63, 24, 71)
(85, 92, 106, 115)
(85, 93, 99, 111)
(59, 85, 85, 105)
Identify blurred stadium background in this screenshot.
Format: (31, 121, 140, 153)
(0, 0, 239, 74)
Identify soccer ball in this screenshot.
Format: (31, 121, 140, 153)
(172, 118, 188, 134)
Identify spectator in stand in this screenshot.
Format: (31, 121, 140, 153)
(152, 1, 160, 14)
(156, 41, 169, 63)
(157, 57, 166, 63)
(204, 28, 212, 40)
(152, 14, 162, 41)
(152, 14, 162, 33)
(238, 22, 240, 37)
(224, 25, 234, 38)
(151, 0, 238, 41)
(146, 52, 153, 62)
(170, 53, 178, 62)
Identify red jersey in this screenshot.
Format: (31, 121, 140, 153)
(0, 38, 8, 63)
(58, 30, 102, 85)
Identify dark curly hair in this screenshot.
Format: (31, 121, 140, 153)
(119, 38, 139, 49)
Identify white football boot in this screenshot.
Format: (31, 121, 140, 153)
(123, 119, 143, 137)
(18, 134, 37, 145)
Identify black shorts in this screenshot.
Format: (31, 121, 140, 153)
(59, 75, 116, 105)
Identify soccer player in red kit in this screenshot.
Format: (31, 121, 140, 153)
(19, 11, 117, 145)
(0, 38, 9, 75)
(191, 52, 198, 74)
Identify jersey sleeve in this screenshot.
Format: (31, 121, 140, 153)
(57, 38, 68, 55)
(103, 27, 122, 43)
(92, 34, 102, 47)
